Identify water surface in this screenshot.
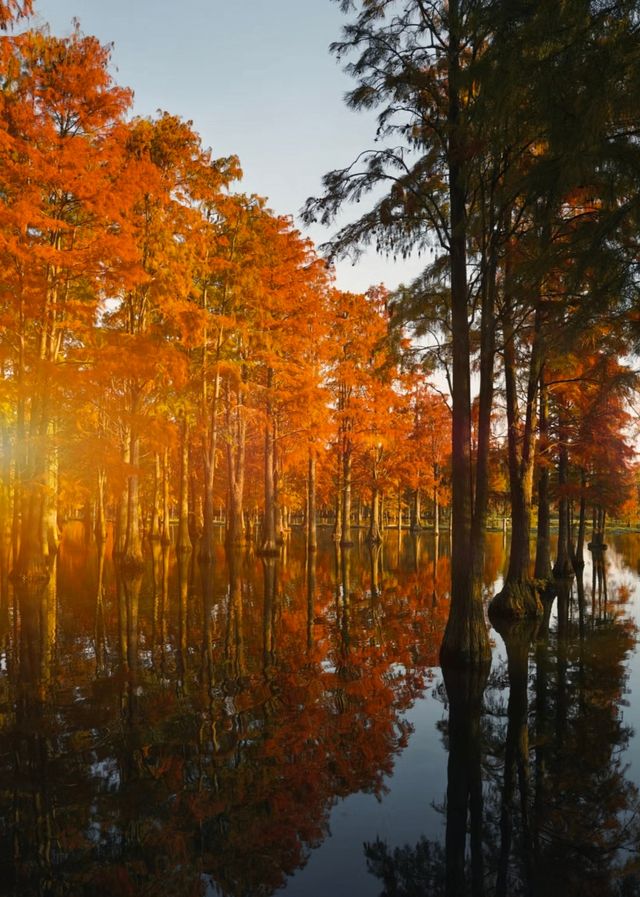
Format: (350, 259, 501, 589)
(1, 527, 639, 896)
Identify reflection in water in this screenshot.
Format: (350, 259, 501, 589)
(366, 542, 640, 897)
(0, 529, 639, 895)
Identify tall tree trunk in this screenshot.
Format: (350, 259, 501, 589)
(572, 468, 587, 573)
(0, 423, 12, 605)
(307, 450, 317, 552)
(553, 440, 572, 578)
(149, 454, 161, 541)
(123, 425, 143, 569)
(367, 485, 382, 544)
(176, 416, 191, 553)
(42, 421, 59, 559)
(333, 452, 343, 543)
(16, 400, 49, 582)
(273, 415, 285, 546)
(160, 447, 171, 546)
(226, 376, 247, 548)
(411, 488, 421, 532)
(471, 241, 497, 575)
(490, 298, 542, 619)
(340, 443, 353, 547)
(188, 464, 202, 546)
(440, 1, 490, 668)
(534, 371, 552, 583)
(201, 331, 222, 561)
(260, 373, 278, 555)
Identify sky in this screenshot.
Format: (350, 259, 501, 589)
(31, 0, 425, 293)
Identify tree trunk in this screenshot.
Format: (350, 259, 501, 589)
(260, 380, 278, 555)
(160, 447, 171, 546)
(273, 415, 285, 546)
(0, 423, 12, 605)
(123, 426, 144, 569)
(367, 485, 382, 544)
(340, 444, 353, 547)
(201, 334, 222, 561)
(226, 376, 247, 548)
(411, 488, 421, 532)
(534, 371, 552, 582)
(149, 453, 161, 541)
(471, 240, 497, 576)
(490, 296, 542, 620)
(571, 468, 587, 573)
(42, 422, 59, 559)
(440, 4, 490, 668)
(553, 441, 572, 578)
(333, 449, 343, 544)
(176, 416, 191, 553)
(307, 451, 317, 552)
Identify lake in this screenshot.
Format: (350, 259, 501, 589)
(1, 525, 639, 896)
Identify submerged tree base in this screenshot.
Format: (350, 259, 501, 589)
(488, 579, 543, 621)
(119, 554, 145, 575)
(440, 584, 492, 670)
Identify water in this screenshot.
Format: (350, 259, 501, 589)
(1, 526, 639, 896)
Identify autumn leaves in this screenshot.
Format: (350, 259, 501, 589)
(0, 17, 454, 579)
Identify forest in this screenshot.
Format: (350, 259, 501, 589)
(0, 0, 638, 665)
(1, 1, 640, 896)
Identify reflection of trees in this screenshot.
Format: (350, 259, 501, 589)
(2, 533, 639, 896)
(0, 532, 448, 895)
(367, 556, 640, 897)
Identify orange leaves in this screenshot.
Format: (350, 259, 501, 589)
(0, 0, 31, 29)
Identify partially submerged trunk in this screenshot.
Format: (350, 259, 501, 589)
(307, 450, 317, 552)
(570, 468, 587, 573)
(534, 372, 552, 584)
(367, 485, 382, 545)
(489, 297, 543, 621)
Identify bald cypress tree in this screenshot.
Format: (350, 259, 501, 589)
(306, 0, 640, 656)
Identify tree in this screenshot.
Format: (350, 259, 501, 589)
(0, 27, 131, 580)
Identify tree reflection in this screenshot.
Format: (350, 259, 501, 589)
(366, 548, 640, 897)
(0, 533, 639, 896)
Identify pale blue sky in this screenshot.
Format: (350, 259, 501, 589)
(32, 0, 424, 293)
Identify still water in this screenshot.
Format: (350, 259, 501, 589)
(1, 526, 640, 896)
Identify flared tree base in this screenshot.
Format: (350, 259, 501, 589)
(488, 579, 543, 622)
